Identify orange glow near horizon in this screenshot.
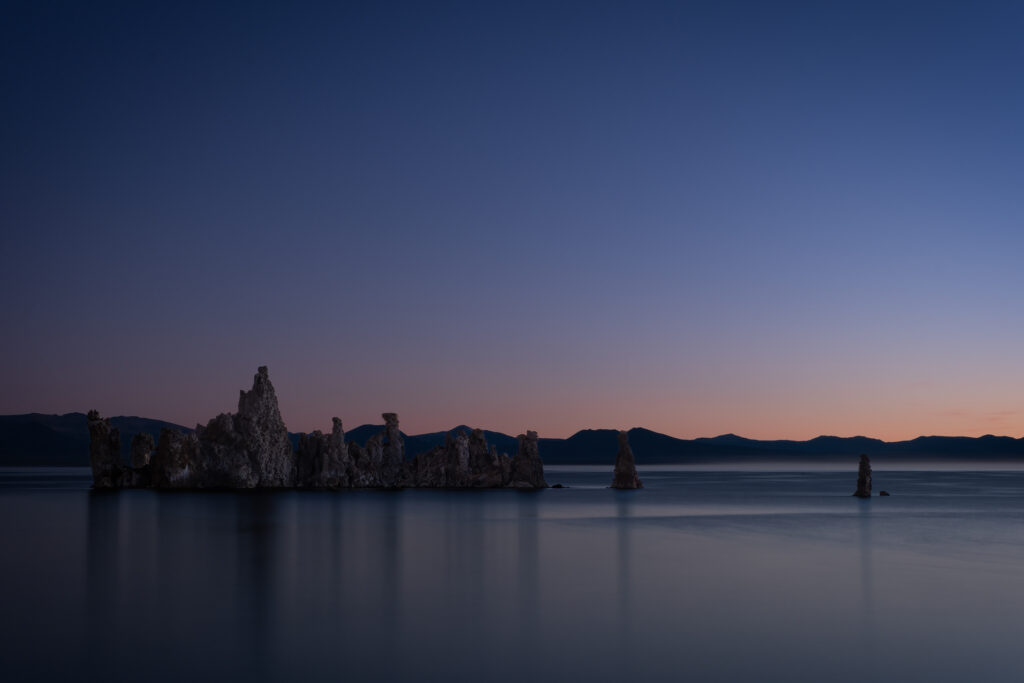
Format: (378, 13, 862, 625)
(272, 384, 1024, 444)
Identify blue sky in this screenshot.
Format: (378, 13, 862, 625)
(3, 1, 1023, 439)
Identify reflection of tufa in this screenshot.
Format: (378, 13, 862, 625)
(88, 366, 547, 491)
(611, 430, 643, 489)
(853, 454, 872, 498)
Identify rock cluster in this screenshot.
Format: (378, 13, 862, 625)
(88, 366, 548, 491)
(295, 418, 350, 488)
(87, 410, 156, 488)
(409, 428, 546, 488)
(610, 430, 642, 489)
(853, 454, 872, 498)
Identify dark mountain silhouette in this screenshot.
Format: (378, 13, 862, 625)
(3, 412, 1024, 466)
(0, 413, 192, 466)
(694, 433, 888, 456)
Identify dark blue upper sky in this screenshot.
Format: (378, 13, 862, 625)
(3, 1, 1023, 439)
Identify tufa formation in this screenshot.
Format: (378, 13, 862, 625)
(88, 366, 547, 491)
(610, 430, 643, 489)
(87, 409, 123, 489)
(853, 453, 872, 498)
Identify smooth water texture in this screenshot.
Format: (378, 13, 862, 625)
(3, 466, 1024, 682)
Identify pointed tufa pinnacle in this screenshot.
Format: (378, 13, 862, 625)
(611, 430, 643, 489)
(183, 365, 292, 488)
(853, 454, 872, 498)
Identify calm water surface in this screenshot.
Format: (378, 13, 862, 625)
(3, 465, 1024, 682)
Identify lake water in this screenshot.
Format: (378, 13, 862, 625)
(3, 465, 1024, 682)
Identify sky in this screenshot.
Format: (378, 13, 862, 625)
(2, 0, 1023, 441)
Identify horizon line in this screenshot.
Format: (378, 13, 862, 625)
(6, 411, 1022, 444)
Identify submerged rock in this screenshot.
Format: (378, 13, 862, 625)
(853, 454, 872, 498)
(611, 430, 643, 489)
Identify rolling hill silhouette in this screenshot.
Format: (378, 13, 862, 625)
(3, 413, 1024, 466)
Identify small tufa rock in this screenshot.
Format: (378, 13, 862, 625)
(510, 430, 547, 488)
(379, 413, 405, 487)
(853, 454, 872, 498)
(611, 430, 643, 489)
(879, 490, 890, 496)
(87, 410, 122, 489)
(325, 418, 351, 488)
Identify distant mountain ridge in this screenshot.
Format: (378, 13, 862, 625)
(2, 412, 1024, 466)
(0, 413, 192, 467)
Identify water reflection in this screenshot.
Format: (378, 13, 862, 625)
(517, 492, 539, 648)
(376, 493, 402, 673)
(85, 491, 121, 681)
(857, 498, 875, 659)
(14, 470, 1024, 682)
(858, 500, 873, 609)
(615, 492, 634, 647)
(235, 493, 276, 677)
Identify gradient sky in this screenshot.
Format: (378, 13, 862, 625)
(3, 1, 1024, 440)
